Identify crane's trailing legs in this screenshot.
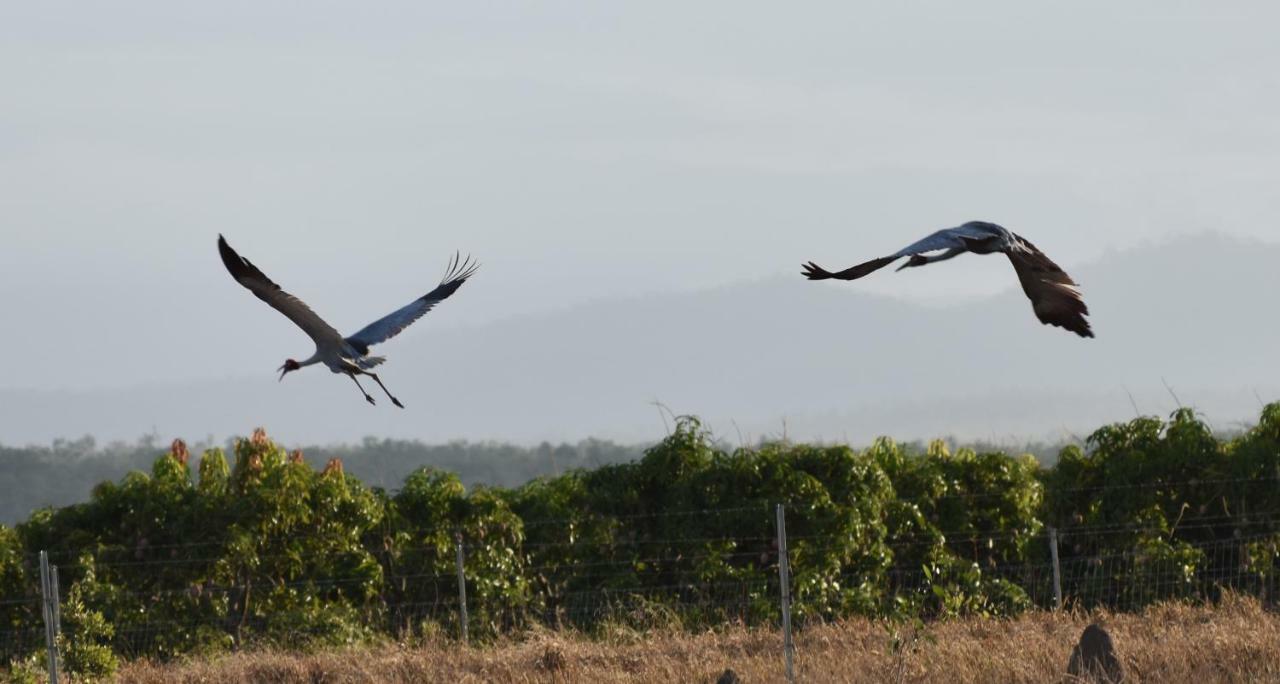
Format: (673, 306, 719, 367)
(366, 373, 404, 409)
(348, 373, 376, 405)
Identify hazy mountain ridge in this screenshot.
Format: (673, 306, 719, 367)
(0, 232, 1276, 446)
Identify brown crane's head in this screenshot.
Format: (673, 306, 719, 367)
(278, 359, 301, 381)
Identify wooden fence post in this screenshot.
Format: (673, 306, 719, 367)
(455, 531, 469, 644)
(1049, 527, 1063, 610)
(39, 550, 59, 684)
(776, 504, 795, 683)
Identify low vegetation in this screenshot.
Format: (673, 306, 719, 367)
(2, 405, 1279, 680)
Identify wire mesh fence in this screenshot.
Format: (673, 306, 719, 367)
(4, 505, 1280, 670)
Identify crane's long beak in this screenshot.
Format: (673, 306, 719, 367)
(277, 365, 289, 382)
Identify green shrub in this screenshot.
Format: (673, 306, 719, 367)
(2, 406, 1279, 662)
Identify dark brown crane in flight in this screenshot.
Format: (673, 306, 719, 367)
(802, 221, 1093, 337)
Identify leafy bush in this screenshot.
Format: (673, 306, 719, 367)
(2, 406, 1279, 667)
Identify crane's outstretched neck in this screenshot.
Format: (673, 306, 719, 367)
(279, 353, 323, 381)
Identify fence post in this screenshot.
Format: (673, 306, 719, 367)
(455, 531, 468, 645)
(50, 565, 62, 637)
(39, 550, 59, 684)
(776, 504, 795, 683)
(1049, 527, 1062, 610)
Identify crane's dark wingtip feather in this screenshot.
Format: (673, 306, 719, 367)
(801, 262, 832, 280)
(217, 234, 245, 278)
(1059, 319, 1095, 338)
(217, 235, 277, 292)
(442, 253, 480, 285)
(1057, 316, 1094, 338)
(805, 255, 898, 281)
(422, 252, 480, 302)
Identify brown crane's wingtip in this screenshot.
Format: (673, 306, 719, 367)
(801, 262, 830, 280)
(217, 235, 237, 259)
(1066, 322, 1095, 338)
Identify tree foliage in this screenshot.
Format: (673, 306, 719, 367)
(3, 407, 1280, 675)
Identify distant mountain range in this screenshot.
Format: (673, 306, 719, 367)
(1, 233, 1276, 447)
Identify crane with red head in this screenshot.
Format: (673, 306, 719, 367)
(218, 235, 478, 407)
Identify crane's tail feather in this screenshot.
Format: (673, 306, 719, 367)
(357, 356, 386, 370)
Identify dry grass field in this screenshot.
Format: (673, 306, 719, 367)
(115, 596, 1280, 683)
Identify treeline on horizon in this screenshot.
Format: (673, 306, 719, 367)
(0, 430, 1076, 527)
(2, 406, 1279, 679)
(0, 436, 647, 525)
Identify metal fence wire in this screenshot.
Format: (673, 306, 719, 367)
(3, 505, 1280, 680)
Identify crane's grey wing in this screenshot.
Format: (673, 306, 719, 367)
(218, 235, 343, 345)
(801, 227, 972, 281)
(1005, 234, 1094, 338)
(890, 228, 979, 257)
(344, 253, 479, 353)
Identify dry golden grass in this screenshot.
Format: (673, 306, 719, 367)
(116, 596, 1280, 683)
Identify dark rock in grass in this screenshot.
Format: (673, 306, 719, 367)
(716, 668, 741, 684)
(1066, 623, 1123, 683)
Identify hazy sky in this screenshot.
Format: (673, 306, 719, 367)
(2, 2, 1279, 393)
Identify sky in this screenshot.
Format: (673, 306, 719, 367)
(1, 2, 1279, 414)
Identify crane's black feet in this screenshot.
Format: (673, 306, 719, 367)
(365, 394, 376, 405)
(364, 373, 403, 409)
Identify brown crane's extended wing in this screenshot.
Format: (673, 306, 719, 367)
(1006, 234, 1094, 338)
(217, 235, 343, 346)
(801, 256, 899, 281)
(801, 226, 997, 281)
